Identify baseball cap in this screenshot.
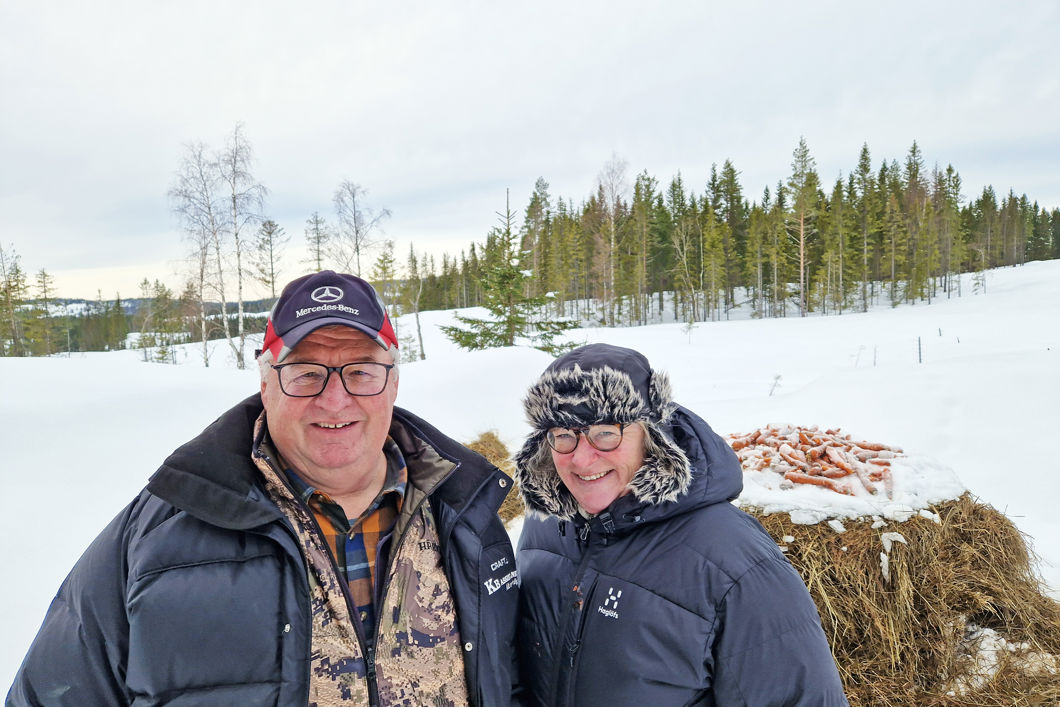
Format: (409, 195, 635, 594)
(259, 270, 398, 362)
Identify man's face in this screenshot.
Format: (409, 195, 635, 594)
(261, 326, 398, 495)
(551, 422, 645, 515)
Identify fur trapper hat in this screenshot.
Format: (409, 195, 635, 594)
(514, 344, 692, 520)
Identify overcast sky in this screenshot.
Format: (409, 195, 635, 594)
(2, 1, 1058, 299)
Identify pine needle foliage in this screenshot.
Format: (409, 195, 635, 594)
(441, 193, 576, 355)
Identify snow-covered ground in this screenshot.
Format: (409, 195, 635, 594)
(2, 261, 1058, 689)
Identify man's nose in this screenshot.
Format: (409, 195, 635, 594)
(316, 371, 352, 406)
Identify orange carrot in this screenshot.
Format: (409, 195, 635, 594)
(783, 471, 854, 495)
(825, 446, 857, 474)
(816, 464, 850, 479)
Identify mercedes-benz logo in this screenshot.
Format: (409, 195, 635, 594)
(310, 286, 344, 303)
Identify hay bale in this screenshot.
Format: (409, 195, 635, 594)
(465, 430, 525, 525)
(751, 494, 1060, 705)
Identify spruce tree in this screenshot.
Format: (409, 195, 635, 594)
(715, 159, 748, 309)
(26, 269, 58, 356)
(667, 174, 699, 323)
(701, 209, 725, 321)
(303, 212, 331, 272)
(252, 219, 289, 302)
(786, 137, 821, 316)
(521, 178, 552, 299)
(883, 195, 908, 305)
(441, 194, 575, 353)
(854, 144, 877, 311)
(0, 243, 27, 356)
(629, 172, 660, 325)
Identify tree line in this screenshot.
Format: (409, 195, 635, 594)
(0, 246, 123, 357)
(0, 242, 268, 360)
(3, 132, 1058, 360)
(419, 140, 1059, 331)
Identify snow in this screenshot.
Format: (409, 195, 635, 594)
(2, 260, 1058, 689)
(949, 623, 1059, 695)
(733, 428, 967, 525)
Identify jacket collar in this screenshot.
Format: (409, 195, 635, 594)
(146, 395, 509, 531)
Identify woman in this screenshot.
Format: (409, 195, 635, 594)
(514, 343, 848, 706)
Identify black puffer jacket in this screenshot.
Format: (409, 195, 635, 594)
(516, 406, 848, 706)
(7, 395, 519, 706)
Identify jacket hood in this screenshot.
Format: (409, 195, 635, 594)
(517, 402, 742, 523)
(147, 394, 278, 530)
(514, 344, 741, 521)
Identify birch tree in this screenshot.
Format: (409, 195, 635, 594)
(333, 180, 390, 277)
(595, 155, 629, 326)
(217, 124, 266, 368)
(401, 245, 427, 360)
(169, 142, 221, 367)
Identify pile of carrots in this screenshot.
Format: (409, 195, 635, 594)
(727, 425, 902, 498)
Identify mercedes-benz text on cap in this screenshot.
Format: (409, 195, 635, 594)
(259, 270, 398, 362)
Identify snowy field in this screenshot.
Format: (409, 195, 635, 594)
(2, 260, 1058, 689)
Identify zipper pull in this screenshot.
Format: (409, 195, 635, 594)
(578, 523, 591, 543)
(599, 512, 616, 535)
(365, 645, 376, 680)
(567, 639, 581, 667)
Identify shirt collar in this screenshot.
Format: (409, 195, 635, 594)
(282, 436, 408, 512)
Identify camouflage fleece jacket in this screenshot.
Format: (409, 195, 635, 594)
(7, 395, 519, 706)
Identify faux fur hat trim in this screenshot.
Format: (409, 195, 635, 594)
(514, 345, 693, 520)
(521, 363, 678, 430)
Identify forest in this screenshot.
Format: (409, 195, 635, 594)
(417, 140, 1059, 327)
(2, 136, 1058, 362)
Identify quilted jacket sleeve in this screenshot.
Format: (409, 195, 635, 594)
(710, 552, 849, 706)
(6, 502, 136, 707)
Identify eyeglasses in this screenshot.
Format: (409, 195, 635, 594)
(546, 423, 626, 454)
(271, 361, 395, 397)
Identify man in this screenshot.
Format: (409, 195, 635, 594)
(8, 271, 519, 706)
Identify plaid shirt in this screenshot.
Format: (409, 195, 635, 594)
(285, 437, 408, 637)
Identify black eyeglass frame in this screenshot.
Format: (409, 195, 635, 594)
(546, 423, 627, 454)
(271, 361, 395, 398)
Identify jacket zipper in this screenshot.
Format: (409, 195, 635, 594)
(434, 462, 506, 707)
(258, 448, 494, 706)
(256, 447, 382, 706)
(371, 459, 472, 703)
(551, 518, 599, 707)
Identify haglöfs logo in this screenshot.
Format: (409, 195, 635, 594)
(597, 587, 621, 619)
(311, 286, 343, 303)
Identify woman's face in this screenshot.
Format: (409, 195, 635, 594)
(550, 422, 646, 515)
